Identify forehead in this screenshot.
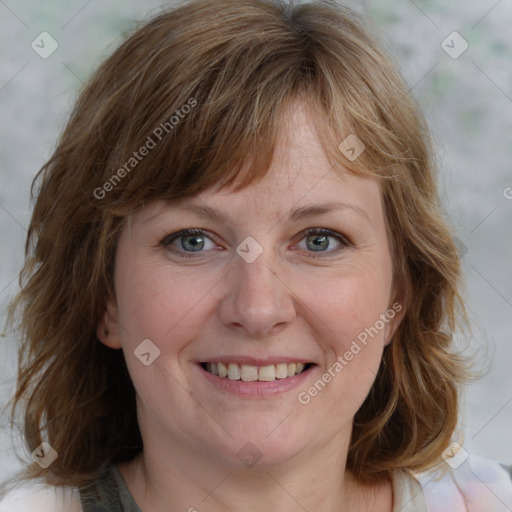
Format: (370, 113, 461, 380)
(133, 99, 383, 226)
(252, 99, 338, 188)
(198, 101, 380, 211)
(209, 99, 374, 192)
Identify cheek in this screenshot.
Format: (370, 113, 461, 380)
(301, 264, 393, 352)
(294, 264, 392, 411)
(333, 278, 390, 346)
(113, 260, 215, 403)
(114, 252, 214, 350)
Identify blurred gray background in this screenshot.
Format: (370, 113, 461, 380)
(1, 0, 511, 483)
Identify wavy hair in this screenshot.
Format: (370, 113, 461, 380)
(4, 0, 470, 489)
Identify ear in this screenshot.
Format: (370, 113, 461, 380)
(96, 302, 122, 349)
(383, 299, 406, 347)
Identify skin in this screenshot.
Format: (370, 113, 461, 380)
(97, 100, 405, 512)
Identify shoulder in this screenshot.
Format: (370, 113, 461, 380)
(413, 453, 512, 511)
(0, 480, 82, 512)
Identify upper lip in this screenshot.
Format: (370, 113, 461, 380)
(197, 356, 316, 366)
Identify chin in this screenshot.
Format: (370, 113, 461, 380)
(208, 427, 310, 470)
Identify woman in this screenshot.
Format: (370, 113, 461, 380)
(1, 0, 511, 510)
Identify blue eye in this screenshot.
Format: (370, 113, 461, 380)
(162, 228, 350, 258)
(298, 228, 350, 255)
(162, 229, 217, 258)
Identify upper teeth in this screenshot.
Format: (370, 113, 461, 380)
(205, 362, 307, 381)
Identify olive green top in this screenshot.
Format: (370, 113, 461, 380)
(79, 464, 141, 512)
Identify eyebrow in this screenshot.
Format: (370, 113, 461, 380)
(161, 200, 371, 225)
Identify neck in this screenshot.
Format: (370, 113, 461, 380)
(117, 424, 391, 512)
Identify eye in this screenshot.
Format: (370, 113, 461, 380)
(295, 228, 351, 257)
(161, 229, 220, 258)
(161, 227, 351, 259)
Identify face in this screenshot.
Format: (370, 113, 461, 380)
(98, 100, 404, 471)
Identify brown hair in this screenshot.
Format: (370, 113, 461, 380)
(5, 0, 470, 489)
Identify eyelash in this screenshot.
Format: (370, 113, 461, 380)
(161, 228, 351, 259)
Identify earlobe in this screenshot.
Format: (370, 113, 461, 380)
(96, 305, 122, 349)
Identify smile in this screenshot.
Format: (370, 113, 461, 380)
(200, 362, 313, 382)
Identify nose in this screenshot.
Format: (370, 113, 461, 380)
(218, 247, 297, 338)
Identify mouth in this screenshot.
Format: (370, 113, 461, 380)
(199, 361, 315, 382)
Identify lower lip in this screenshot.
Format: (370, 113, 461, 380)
(195, 363, 316, 397)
